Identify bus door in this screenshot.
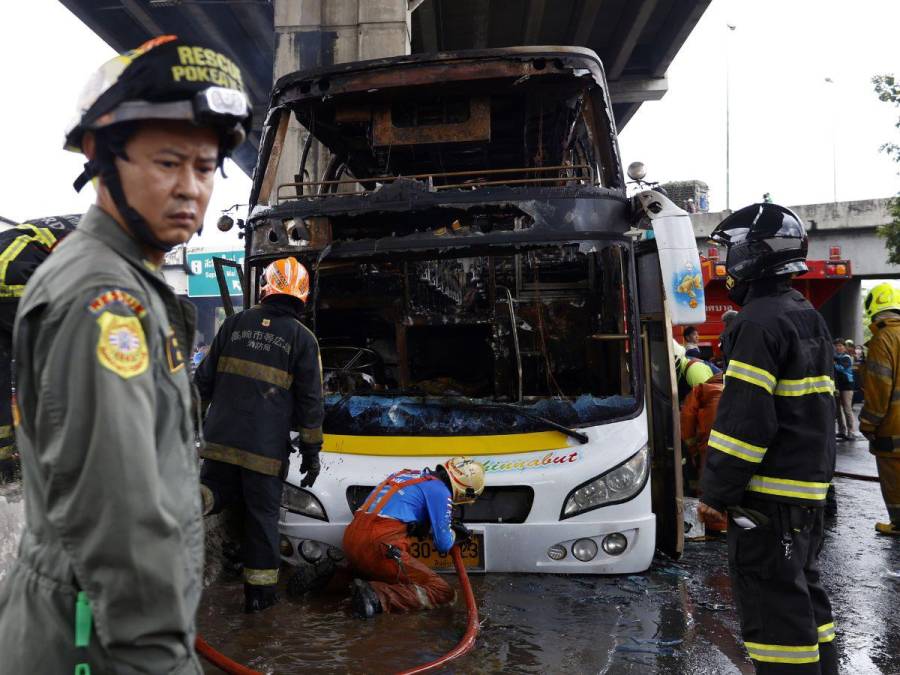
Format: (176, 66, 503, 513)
(212, 256, 246, 318)
(636, 240, 684, 559)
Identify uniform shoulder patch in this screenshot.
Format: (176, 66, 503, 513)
(166, 332, 185, 373)
(88, 289, 147, 318)
(96, 311, 149, 379)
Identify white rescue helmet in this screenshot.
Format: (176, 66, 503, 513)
(443, 457, 485, 504)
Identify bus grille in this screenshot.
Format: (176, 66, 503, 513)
(346, 486, 534, 524)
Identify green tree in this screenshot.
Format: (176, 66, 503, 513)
(874, 74, 900, 264)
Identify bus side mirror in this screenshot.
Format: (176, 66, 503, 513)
(635, 190, 706, 326)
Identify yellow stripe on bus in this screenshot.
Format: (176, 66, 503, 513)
(323, 431, 571, 456)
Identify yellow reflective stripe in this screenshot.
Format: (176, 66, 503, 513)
(19, 225, 57, 249)
(200, 484, 215, 516)
(868, 361, 894, 381)
(299, 426, 323, 445)
(708, 430, 766, 463)
(817, 622, 836, 643)
(774, 376, 834, 396)
(243, 568, 279, 585)
(0, 235, 31, 286)
(217, 356, 293, 389)
(745, 641, 819, 664)
(201, 442, 283, 476)
(726, 359, 775, 394)
(0, 285, 25, 298)
(747, 475, 830, 502)
(0, 444, 15, 460)
(860, 408, 885, 426)
(0, 425, 12, 441)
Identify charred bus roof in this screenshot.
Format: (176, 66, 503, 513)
(248, 47, 631, 264)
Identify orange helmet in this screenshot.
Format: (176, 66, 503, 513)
(260, 257, 310, 303)
(442, 457, 486, 504)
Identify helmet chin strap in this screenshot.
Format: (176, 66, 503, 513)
(73, 145, 174, 253)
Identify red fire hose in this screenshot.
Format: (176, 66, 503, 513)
(195, 636, 261, 675)
(395, 545, 480, 675)
(195, 544, 479, 675)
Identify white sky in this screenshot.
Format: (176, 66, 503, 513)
(0, 0, 897, 251)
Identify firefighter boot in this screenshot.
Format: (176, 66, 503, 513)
(351, 578, 383, 619)
(875, 522, 900, 536)
(244, 583, 279, 613)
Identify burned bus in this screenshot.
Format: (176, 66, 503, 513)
(226, 48, 702, 574)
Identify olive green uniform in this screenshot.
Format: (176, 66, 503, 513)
(0, 206, 203, 674)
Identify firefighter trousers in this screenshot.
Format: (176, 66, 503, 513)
(343, 511, 455, 613)
(875, 452, 900, 525)
(201, 458, 284, 595)
(728, 497, 836, 674)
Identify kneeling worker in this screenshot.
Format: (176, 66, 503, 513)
(344, 457, 486, 618)
(196, 257, 324, 612)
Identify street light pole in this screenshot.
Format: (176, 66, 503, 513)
(825, 77, 837, 203)
(725, 24, 736, 212)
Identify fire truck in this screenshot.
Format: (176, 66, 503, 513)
(695, 244, 852, 361)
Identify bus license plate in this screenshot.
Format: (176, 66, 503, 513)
(408, 534, 484, 572)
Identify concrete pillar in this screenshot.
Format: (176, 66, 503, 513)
(272, 0, 411, 198)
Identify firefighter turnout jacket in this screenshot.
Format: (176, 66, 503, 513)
(0, 206, 203, 673)
(0, 220, 72, 461)
(701, 283, 836, 511)
(859, 315, 900, 448)
(195, 295, 324, 476)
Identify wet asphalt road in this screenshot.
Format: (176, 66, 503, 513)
(195, 437, 900, 674)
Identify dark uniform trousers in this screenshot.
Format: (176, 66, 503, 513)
(728, 497, 836, 674)
(201, 459, 284, 598)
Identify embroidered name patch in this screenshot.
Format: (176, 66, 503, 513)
(96, 311, 149, 379)
(88, 289, 147, 318)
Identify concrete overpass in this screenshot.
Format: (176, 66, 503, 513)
(59, 0, 711, 175)
(690, 197, 899, 344)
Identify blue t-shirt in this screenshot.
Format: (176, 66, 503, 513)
(364, 469, 456, 553)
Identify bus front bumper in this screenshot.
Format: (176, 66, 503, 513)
(278, 511, 656, 575)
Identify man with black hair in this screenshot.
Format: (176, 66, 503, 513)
(0, 36, 250, 673)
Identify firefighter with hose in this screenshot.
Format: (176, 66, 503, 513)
(343, 457, 486, 618)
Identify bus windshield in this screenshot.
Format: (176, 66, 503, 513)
(318, 239, 638, 435)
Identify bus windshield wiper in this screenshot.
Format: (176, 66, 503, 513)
(458, 400, 590, 445)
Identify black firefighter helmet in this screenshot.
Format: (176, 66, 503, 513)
(709, 203, 808, 282)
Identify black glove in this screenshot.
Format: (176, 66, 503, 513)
(451, 520, 472, 544)
(300, 451, 321, 488)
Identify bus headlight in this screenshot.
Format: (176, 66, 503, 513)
(561, 446, 649, 519)
(282, 483, 328, 521)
